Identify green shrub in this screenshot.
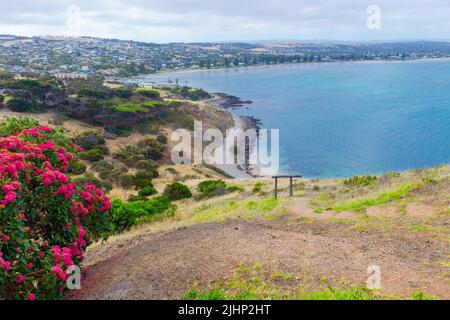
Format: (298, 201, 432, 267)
(118, 173, 135, 188)
(75, 130, 108, 154)
(133, 171, 156, 189)
(91, 160, 114, 173)
(412, 291, 437, 300)
(137, 137, 165, 161)
(138, 185, 158, 197)
(113, 139, 164, 166)
(112, 196, 174, 229)
(163, 182, 192, 201)
(80, 148, 104, 162)
(73, 173, 113, 192)
(226, 185, 244, 193)
(139, 196, 173, 215)
(252, 182, 264, 194)
(110, 199, 138, 233)
(6, 97, 40, 112)
(170, 86, 212, 101)
(384, 172, 400, 178)
(68, 160, 87, 175)
(136, 159, 159, 170)
(344, 175, 378, 188)
(110, 196, 175, 233)
(198, 180, 227, 198)
(134, 88, 160, 98)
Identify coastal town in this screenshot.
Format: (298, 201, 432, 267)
(2, 34, 450, 79)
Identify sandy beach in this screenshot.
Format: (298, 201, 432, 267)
(204, 95, 260, 179)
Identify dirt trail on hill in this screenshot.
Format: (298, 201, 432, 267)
(69, 218, 449, 300)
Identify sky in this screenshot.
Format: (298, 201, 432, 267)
(1, 0, 450, 43)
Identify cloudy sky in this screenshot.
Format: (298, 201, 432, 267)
(1, 0, 450, 43)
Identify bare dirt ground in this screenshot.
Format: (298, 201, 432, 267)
(69, 214, 449, 300)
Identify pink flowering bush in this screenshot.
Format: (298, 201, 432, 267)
(0, 125, 112, 300)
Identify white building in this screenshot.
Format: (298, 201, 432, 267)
(138, 82, 156, 89)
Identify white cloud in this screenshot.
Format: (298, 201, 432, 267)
(1, 0, 450, 42)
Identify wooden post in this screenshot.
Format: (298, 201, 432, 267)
(290, 177, 293, 196)
(274, 177, 278, 199)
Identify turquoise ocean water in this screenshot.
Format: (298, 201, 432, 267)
(148, 60, 450, 178)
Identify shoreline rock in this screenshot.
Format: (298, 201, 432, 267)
(213, 93, 253, 109)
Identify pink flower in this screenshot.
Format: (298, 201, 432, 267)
(57, 173, 69, 184)
(51, 264, 67, 281)
(2, 191, 17, 205)
(2, 234, 9, 242)
(67, 223, 71, 230)
(27, 263, 33, 269)
(39, 252, 45, 258)
(62, 247, 73, 266)
(17, 275, 26, 284)
(42, 178, 53, 186)
(52, 246, 61, 261)
(3, 260, 11, 271)
(29, 293, 36, 301)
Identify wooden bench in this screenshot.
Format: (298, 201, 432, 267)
(272, 175, 303, 199)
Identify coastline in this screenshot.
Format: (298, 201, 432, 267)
(203, 94, 262, 179)
(122, 58, 450, 180)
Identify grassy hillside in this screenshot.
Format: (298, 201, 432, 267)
(72, 164, 448, 300)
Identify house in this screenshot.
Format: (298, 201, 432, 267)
(138, 82, 156, 89)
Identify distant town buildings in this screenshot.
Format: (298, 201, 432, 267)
(1, 35, 450, 78)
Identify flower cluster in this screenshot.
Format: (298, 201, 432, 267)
(0, 126, 112, 300)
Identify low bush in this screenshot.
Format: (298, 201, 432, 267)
(74, 130, 108, 155)
(136, 160, 158, 171)
(198, 180, 227, 198)
(80, 148, 104, 162)
(113, 139, 164, 167)
(73, 173, 113, 192)
(133, 171, 157, 189)
(138, 185, 158, 197)
(252, 182, 264, 195)
(343, 175, 378, 188)
(109, 199, 138, 234)
(197, 180, 243, 199)
(134, 88, 160, 99)
(68, 160, 87, 175)
(110, 196, 174, 232)
(118, 174, 135, 189)
(163, 182, 192, 201)
(6, 97, 41, 112)
(137, 137, 165, 161)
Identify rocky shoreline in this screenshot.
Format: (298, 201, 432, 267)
(205, 93, 263, 178)
(212, 93, 253, 110)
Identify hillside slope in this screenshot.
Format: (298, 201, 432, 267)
(69, 167, 449, 300)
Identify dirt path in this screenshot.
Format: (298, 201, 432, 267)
(69, 218, 449, 300)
